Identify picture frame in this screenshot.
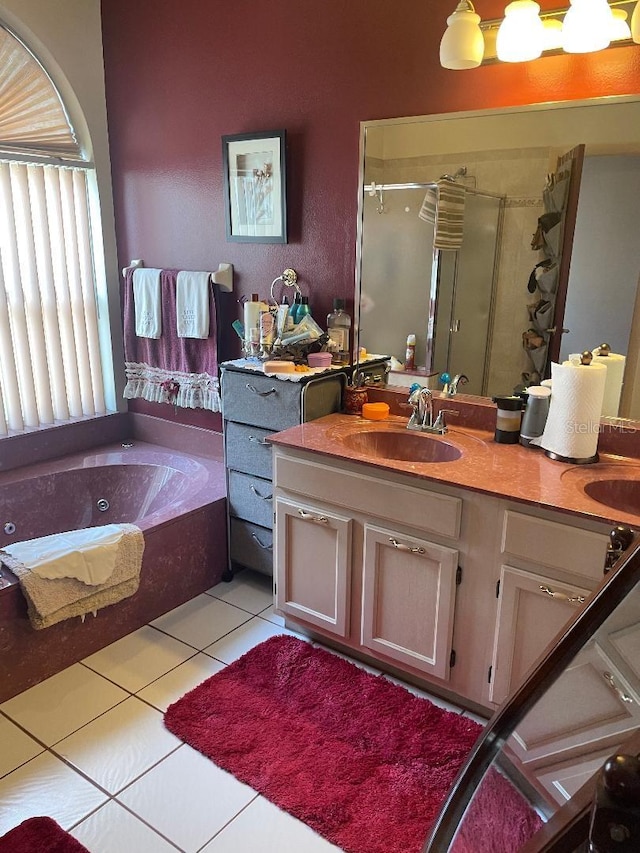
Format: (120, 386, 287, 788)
(222, 130, 287, 243)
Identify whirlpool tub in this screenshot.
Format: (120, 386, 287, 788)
(0, 440, 227, 701)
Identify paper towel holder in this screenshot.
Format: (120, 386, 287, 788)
(545, 350, 599, 465)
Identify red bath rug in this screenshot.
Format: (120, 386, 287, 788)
(164, 635, 483, 853)
(0, 817, 89, 853)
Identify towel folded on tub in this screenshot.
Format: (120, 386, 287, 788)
(0, 524, 144, 630)
(2, 524, 129, 585)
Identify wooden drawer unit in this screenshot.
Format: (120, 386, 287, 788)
(221, 363, 346, 577)
(501, 510, 609, 582)
(274, 454, 462, 540)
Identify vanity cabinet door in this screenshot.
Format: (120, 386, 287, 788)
(489, 565, 591, 706)
(274, 496, 352, 638)
(360, 524, 459, 680)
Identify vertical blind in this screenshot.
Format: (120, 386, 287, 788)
(0, 161, 107, 434)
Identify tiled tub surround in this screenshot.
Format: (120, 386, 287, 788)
(0, 440, 227, 702)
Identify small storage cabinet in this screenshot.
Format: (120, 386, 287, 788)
(221, 361, 345, 577)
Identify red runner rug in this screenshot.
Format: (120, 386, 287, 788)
(164, 635, 483, 853)
(0, 817, 89, 853)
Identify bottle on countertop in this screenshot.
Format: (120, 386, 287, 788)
(405, 334, 416, 371)
(243, 293, 267, 346)
(327, 298, 351, 365)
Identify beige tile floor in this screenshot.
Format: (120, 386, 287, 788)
(0, 571, 479, 852)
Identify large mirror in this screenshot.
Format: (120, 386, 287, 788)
(355, 97, 640, 418)
(425, 533, 640, 851)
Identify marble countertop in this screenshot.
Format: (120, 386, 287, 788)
(268, 413, 640, 529)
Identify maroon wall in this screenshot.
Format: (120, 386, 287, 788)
(100, 0, 640, 429)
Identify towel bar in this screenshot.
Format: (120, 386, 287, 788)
(122, 259, 234, 292)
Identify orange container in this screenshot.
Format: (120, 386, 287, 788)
(361, 402, 389, 421)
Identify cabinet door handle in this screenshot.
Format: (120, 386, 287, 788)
(250, 485, 273, 501)
(389, 537, 425, 555)
(251, 532, 273, 551)
(539, 585, 585, 605)
(246, 383, 277, 397)
(603, 671, 634, 705)
(297, 509, 329, 524)
(248, 435, 270, 446)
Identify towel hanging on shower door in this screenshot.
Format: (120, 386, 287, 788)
(418, 179, 465, 250)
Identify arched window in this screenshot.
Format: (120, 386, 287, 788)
(0, 24, 114, 435)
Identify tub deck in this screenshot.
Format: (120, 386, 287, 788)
(0, 439, 227, 702)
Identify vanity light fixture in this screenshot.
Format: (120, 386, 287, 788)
(440, 0, 640, 66)
(439, 0, 485, 69)
(496, 1, 545, 62)
(632, 0, 640, 41)
(562, 0, 612, 52)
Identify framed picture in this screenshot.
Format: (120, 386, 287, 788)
(222, 130, 287, 243)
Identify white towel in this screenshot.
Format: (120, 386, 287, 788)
(133, 268, 162, 338)
(3, 524, 128, 586)
(176, 271, 211, 338)
(418, 179, 465, 250)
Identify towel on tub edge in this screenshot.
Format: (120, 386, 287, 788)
(0, 524, 144, 630)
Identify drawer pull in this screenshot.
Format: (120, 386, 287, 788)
(246, 383, 277, 397)
(248, 435, 270, 446)
(251, 532, 273, 551)
(297, 509, 329, 524)
(389, 537, 425, 555)
(539, 585, 585, 605)
(603, 671, 634, 705)
(250, 485, 273, 501)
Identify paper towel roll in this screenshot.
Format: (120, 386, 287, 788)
(591, 351, 626, 418)
(532, 360, 607, 460)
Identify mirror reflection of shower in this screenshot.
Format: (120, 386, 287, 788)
(360, 170, 504, 397)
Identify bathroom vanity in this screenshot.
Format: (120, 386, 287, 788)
(270, 414, 640, 716)
(220, 361, 346, 577)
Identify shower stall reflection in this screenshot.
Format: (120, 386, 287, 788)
(359, 181, 504, 396)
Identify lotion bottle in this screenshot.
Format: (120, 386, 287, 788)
(405, 334, 416, 370)
(243, 293, 267, 345)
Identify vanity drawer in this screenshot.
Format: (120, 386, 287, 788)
(228, 470, 274, 529)
(230, 518, 273, 576)
(225, 421, 274, 479)
(501, 510, 609, 581)
(222, 370, 301, 431)
(274, 454, 462, 539)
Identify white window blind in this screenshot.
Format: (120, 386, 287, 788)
(0, 25, 113, 436)
(0, 26, 81, 158)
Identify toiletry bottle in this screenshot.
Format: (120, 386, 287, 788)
(276, 297, 290, 338)
(405, 334, 416, 370)
(243, 293, 267, 345)
(289, 292, 302, 325)
(327, 299, 351, 365)
(296, 296, 311, 324)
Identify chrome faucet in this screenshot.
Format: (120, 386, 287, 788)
(407, 385, 456, 434)
(448, 374, 469, 396)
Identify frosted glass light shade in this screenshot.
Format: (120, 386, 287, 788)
(562, 0, 612, 53)
(542, 18, 564, 50)
(632, 0, 640, 43)
(610, 9, 631, 41)
(440, 2, 485, 69)
(496, 1, 545, 63)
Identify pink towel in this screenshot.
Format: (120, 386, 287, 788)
(121, 268, 220, 411)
